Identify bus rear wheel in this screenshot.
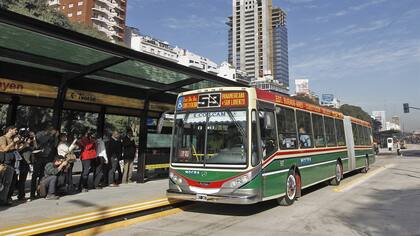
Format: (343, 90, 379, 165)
(330, 162, 343, 186)
(278, 170, 298, 206)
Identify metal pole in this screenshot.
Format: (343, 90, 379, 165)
(137, 98, 149, 183)
(52, 78, 68, 131)
(97, 106, 106, 138)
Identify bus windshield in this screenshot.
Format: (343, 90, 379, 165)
(171, 110, 247, 166)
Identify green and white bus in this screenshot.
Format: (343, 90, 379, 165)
(167, 87, 374, 205)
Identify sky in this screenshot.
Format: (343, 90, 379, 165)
(126, 0, 420, 131)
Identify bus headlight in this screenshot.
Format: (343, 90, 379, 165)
(169, 170, 184, 184)
(222, 171, 253, 189)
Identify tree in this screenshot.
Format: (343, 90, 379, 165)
(1, 0, 110, 42)
(339, 104, 371, 122)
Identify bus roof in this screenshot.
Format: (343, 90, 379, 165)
(256, 89, 344, 119)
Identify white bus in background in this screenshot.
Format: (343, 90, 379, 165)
(387, 138, 394, 151)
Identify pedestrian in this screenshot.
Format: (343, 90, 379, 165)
(122, 130, 136, 184)
(38, 155, 68, 200)
(106, 131, 122, 187)
(396, 140, 401, 156)
(93, 133, 107, 189)
(30, 126, 58, 200)
(16, 129, 37, 201)
(77, 129, 97, 192)
(0, 126, 19, 205)
(57, 133, 78, 194)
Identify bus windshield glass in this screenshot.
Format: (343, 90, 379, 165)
(171, 110, 247, 166)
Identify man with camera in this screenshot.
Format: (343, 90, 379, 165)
(30, 126, 59, 200)
(0, 126, 21, 205)
(38, 155, 69, 200)
(15, 128, 37, 201)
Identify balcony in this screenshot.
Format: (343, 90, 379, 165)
(48, 0, 60, 6)
(91, 16, 110, 25)
(112, 23, 124, 30)
(92, 6, 111, 16)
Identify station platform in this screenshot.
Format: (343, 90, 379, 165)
(0, 179, 169, 235)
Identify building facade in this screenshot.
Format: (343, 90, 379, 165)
(125, 27, 178, 62)
(228, 0, 289, 88)
(320, 94, 341, 109)
(174, 47, 219, 75)
(372, 111, 386, 131)
(49, 0, 126, 43)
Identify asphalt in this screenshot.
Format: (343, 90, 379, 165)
(101, 145, 420, 236)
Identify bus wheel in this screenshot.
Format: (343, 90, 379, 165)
(278, 170, 298, 206)
(361, 157, 369, 173)
(330, 162, 343, 186)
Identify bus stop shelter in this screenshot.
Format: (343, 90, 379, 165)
(0, 9, 247, 182)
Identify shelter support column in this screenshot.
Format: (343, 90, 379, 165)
(52, 77, 69, 131)
(97, 106, 105, 138)
(6, 96, 19, 126)
(137, 98, 149, 183)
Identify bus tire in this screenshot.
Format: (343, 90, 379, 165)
(330, 161, 343, 186)
(278, 170, 298, 206)
(361, 156, 369, 173)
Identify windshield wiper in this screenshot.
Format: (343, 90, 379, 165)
(226, 109, 246, 141)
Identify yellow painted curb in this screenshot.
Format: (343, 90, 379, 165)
(0, 198, 180, 236)
(67, 204, 195, 236)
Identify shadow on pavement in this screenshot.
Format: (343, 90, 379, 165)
(336, 188, 420, 235)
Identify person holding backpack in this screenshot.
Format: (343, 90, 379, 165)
(77, 129, 97, 192)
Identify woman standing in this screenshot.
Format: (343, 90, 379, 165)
(78, 129, 97, 192)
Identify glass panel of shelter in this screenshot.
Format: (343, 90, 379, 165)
(0, 22, 114, 65)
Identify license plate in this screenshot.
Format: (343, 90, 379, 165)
(196, 194, 208, 201)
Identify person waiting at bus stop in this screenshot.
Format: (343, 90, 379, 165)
(122, 130, 136, 184)
(107, 131, 122, 187)
(0, 126, 19, 205)
(57, 133, 78, 194)
(31, 126, 58, 200)
(38, 155, 69, 200)
(77, 129, 97, 192)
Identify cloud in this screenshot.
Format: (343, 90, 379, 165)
(315, 0, 387, 22)
(160, 15, 226, 30)
(289, 42, 306, 51)
(335, 19, 392, 35)
(290, 39, 420, 81)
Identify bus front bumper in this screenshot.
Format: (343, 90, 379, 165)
(166, 189, 260, 205)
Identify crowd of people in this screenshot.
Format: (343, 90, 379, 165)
(0, 125, 137, 206)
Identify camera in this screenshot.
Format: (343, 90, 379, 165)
(17, 127, 33, 142)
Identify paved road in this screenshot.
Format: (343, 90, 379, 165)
(102, 149, 420, 236)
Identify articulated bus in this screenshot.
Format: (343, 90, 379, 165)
(167, 87, 374, 205)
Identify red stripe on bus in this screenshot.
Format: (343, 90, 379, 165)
(262, 147, 347, 167)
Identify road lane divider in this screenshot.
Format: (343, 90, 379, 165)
(333, 164, 394, 193)
(67, 204, 196, 236)
(0, 198, 181, 236)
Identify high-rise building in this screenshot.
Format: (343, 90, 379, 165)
(228, 0, 289, 88)
(372, 111, 386, 131)
(48, 0, 126, 43)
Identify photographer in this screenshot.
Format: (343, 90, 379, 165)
(57, 133, 77, 194)
(30, 126, 58, 200)
(15, 128, 37, 201)
(0, 126, 19, 205)
(38, 155, 68, 200)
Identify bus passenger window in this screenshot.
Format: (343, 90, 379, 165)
(325, 117, 337, 147)
(276, 106, 297, 149)
(335, 119, 346, 146)
(259, 110, 278, 159)
(312, 114, 326, 147)
(296, 110, 314, 148)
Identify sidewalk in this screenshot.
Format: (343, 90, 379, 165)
(0, 179, 168, 230)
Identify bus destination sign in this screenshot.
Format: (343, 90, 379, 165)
(177, 91, 247, 111)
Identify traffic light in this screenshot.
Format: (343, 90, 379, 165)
(403, 103, 410, 113)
